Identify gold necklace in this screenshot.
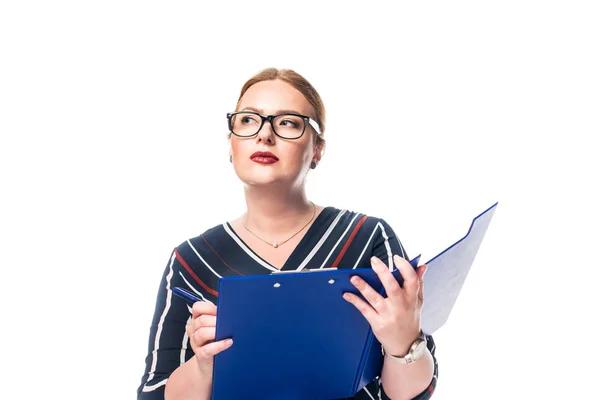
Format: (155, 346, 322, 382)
(243, 202, 316, 248)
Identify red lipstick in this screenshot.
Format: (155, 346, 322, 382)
(250, 151, 279, 164)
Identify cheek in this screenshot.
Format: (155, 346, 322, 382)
(292, 137, 316, 162)
(230, 140, 241, 153)
(231, 140, 253, 158)
(285, 146, 312, 166)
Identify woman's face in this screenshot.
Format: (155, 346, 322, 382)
(230, 79, 320, 188)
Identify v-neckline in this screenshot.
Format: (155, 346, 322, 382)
(225, 206, 333, 273)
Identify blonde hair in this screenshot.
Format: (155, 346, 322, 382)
(233, 67, 326, 155)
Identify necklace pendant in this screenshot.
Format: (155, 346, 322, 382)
(273, 242, 279, 248)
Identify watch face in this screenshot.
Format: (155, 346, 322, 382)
(414, 339, 427, 358)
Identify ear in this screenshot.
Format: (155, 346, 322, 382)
(313, 149, 322, 164)
(313, 138, 323, 164)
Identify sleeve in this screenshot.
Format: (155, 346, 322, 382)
(371, 218, 410, 268)
(373, 218, 440, 399)
(136, 247, 215, 399)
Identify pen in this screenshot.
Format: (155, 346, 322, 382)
(172, 287, 203, 305)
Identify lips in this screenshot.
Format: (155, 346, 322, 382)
(250, 151, 279, 164)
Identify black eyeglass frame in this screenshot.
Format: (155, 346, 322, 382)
(227, 111, 322, 139)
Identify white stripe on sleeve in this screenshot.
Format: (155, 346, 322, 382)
(318, 212, 361, 269)
(376, 222, 393, 271)
(141, 378, 168, 392)
(180, 316, 191, 365)
(187, 239, 223, 278)
(352, 223, 379, 269)
(145, 251, 177, 384)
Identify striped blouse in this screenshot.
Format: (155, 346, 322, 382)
(137, 206, 438, 399)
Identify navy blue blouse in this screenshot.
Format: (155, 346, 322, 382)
(138, 206, 438, 399)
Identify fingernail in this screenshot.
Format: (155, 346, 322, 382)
(226, 339, 233, 346)
(351, 276, 360, 285)
(343, 293, 351, 301)
(371, 257, 382, 269)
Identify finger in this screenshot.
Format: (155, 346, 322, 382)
(416, 264, 427, 281)
(191, 314, 216, 333)
(371, 256, 404, 301)
(394, 255, 419, 301)
(193, 326, 216, 346)
(349, 275, 388, 314)
(343, 292, 378, 326)
(416, 264, 427, 303)
(192, 301, 217, 319)
(198, 338, 233, 359)
(198, 314, 217, 328)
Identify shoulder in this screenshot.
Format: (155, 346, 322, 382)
(170, 222, 228, 262)
(330, 203, 407, 241)
(325, 205, 402, 248)
(325, 205, 395, 232)
(326, 205, 408, 265)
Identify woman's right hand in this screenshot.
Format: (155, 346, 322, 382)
(187, 301, 233, 376)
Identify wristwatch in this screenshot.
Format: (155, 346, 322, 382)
(382, 334, 428, 365)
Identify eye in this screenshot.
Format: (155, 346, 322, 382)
(240, 115, 259, 125)
(279, 118, 299, 128)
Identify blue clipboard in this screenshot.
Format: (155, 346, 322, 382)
(420, 201, 498, 334)
(211, 202, 498, 399)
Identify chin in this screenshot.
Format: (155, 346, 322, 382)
(235, 163, 298, 186)
(237, 171, 280, 186)
(241, 171, 295, 187)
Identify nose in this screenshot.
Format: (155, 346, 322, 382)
(255, 119, 276, 144)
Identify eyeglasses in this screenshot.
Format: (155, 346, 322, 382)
(227, 111, 322, 139)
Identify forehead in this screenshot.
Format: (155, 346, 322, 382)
(237, 79, 312, 116)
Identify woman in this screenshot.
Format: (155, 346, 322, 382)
(137, 68, 438, 400)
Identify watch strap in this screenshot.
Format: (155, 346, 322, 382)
(382, 333, 427, 364)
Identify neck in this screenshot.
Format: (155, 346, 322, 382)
(242, 183, 314, 237)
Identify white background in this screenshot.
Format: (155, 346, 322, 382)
(1, 1, 598, 399)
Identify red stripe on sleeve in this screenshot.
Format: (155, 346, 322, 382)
(331, 215, 368, 269)
(175, 249, 219, 297)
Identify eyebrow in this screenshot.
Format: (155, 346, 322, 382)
(241, 106, 306, 115)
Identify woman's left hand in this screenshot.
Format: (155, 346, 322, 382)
(343, 255, 427, 356)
